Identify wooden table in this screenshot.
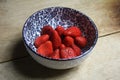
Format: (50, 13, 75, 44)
(0, 0, 120, 80)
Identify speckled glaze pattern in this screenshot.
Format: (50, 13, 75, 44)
(22, 7, 98, 69)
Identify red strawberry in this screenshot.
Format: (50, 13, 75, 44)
(61, 47, 77, 59)
(50, 49, 60, 59)
(63, 36, 74, 47)
(41, 25, 53, 36)
(59, 44, 66, 49)
(37, 41, 53, 57)
(63, 26, 82, 37)
(34, 34, 49, 48)
(51, 30, 62, 49)
(55, 26, 64, 36)
(72, 44, 81, 56)
(75, 36, 87, 48)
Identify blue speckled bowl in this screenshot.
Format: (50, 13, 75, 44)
(22, 7, 98, 69)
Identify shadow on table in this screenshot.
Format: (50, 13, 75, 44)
(11, 38, 29, 60)
(110, 0, 120, 26)
(12, 39, 77, 79)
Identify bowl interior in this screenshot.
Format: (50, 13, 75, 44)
(23, 7, 98, 59)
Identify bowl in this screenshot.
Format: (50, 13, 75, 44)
(22, 7, 98, 69)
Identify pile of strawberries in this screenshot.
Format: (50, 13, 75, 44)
(34, 25, 87, 59)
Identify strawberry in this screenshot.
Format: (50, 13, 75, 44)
(41, 25, 53, 36)
(34, 34, 49, 48)
(75, 36, 87, 48)
(55, 25, 64, 36)
(63, 36, 74, 47)
(63, 26, 82, 37)
(61, 47, 77, 59)
(37, 41, 53, 57)
(59, 44, 66, 49)
(50, 49, 60, 59)
(72, 44, 81, 56)
(51, 30, 62, 49)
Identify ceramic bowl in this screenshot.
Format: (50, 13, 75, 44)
(22, 7, 98, 69)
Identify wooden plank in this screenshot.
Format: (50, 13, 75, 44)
(0, 33, 120, 80)
(0, 0, 120, 62)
